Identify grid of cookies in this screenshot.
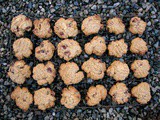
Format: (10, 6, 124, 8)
(8, 14, 151, 111)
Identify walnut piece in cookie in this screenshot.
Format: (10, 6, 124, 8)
(34, 88, 56, 110)
(108, 39, 128, 58)
(81, 15, 103, 36)
(11, 86, 33, 111)
(11, 14, 32, 37)
(54, 18, 78, 38)
(35, 40, 55, 61)
(106, 17, 125, 34)
(129, 17, 147, 35)
(85, 36, 107, 56)
(86, 85, 107, 106)
(81, 57, 106, 80)
(131, 82, 151, 104)
(33, 61, 56, 85)
(131, 60, 150, 78)
(8, 60, 31, 84)
(61, 86, 81, 109)
(109, 83, 131, 104)
(13, 38, 33, 60)
(33, 18, 52, 38)
(107, 61, 130, 81)
(130, 37, 148, 55)
(57, 39, 82, 61)
(59, 62, 84, 85)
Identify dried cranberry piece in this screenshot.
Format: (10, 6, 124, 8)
(25, 26, 31, 30)
(47, 67, 52, 73)
(64, 51, 71, 57)
(61, 45, 68, 49)
(60, 32, 64, 36)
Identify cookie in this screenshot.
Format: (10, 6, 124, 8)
(106, 61, 130, 81)
(81, 15, 103, 36)
(33, 61, 56, 85)
(81, 57, 106, 80)
(11, 14, 32, 37)
(34, 88, 56, 110)
(131, 82, 151, 104)
(108, 39, 128, 58)
(131, 60, 150, 78)
(61, 86, 81, 109)
(13, 38, 33, 60)
(35, 40, 55, 61)
(130, 37, 148, 55)
(11, 86, 33, 111)
(106, 17, 125, 34)
(59, 62, 84, 85)
(33, 18, 52, 38)
(54, 18, 78, 38)
(109, 83, 131, 104)
(129, 17, 147, 35)
(8, 60, 31, 84)
(86, 85, 107, 106)
(85, 36, 107, 56)
(57, 39, 82, 61)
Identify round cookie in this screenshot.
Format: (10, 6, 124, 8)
(61, 86, 81, 109)
(131, 60, 150, 78)
(13, 38, 33, 60)
(11, 14, 32, 37)
(57, 39, 82, 61)
(59, 62, 84, 85)
(129, 17, 147, 35)
(33, 18, 52, 38)
(86, 85, 107, 106)
(108, 39, 128, 58)
(130, 37, 148, 55)
(54, 18, 78, 38)
(35, 40, 55, 61)
(8, 60, 31, 84)
(32, 61, 56, 85)
(109, 83, 131, 104)
(11, 86, 33, 111)
(106, 17, 125, 34)
(34, 88, 56, 110)
(81, 15, 103, 36)
(131, 82, 151, 104)
(106, 61, 130, 81)
(81, 57, 106, 80)
(84, 36, 107, 56)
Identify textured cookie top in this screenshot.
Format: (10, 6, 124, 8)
(33, 18, 52, 38)
(108, 39, 128, 58)
(86, 85, 107, 106)
(34, 88, 56, 110)
(54, 18, 78, 38)
(32, 61, 56, 85)
(11, 86, 33, 111)
(61, 86, 81, 109)
(59, 62, 84, 85)
(11, 14, 32, 37)
(81, 57, 106, 80)
(106, 17, 125, 34)
(35, 40, 55, 61)
(107, 61, 130, 81)
(57, 39, 82, 61)
(8, 60, 31, 84)
(81, 15, 103, 36)
(85, 36, 107, 56)
(131, 60, 150, 78)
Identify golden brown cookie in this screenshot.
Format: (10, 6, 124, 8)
(81, 57, 106, 80)
(32, 61, 56, 85)
(11, 14, 32, 37)
(54, 18, 78, 38)
(11, 86, 33, 111)
(85, 36, 107, 56)
(34, 88, 56, 110)
(61, 86, 81, 109)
